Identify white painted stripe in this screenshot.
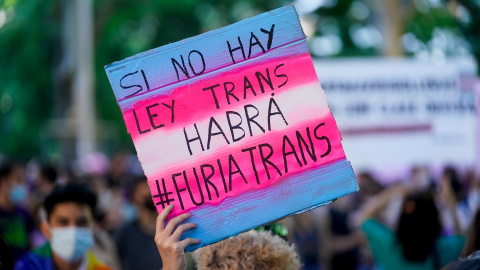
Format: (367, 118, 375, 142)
(134, 82, 331, 176)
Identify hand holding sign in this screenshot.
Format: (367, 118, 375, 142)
(105, 5, 358, 251)
(155, 204, 200, 270)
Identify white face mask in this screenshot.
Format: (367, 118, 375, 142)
(50, 227, 94, 262)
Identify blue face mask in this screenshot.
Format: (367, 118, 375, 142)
(9, 185, 27, 204)
(50, 227, 94, 262)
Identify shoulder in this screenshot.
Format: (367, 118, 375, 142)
(438, 235, 465, 252)
(87, 251, 114, 270)
(115, 221, 138, 240)
(117, 221, 137, 234)
(361, 218, 395, 247)
(32, 243, 52, 257)
(14, 245, 53, 270)
(362, 218, 392, 235)
(437, 235, 466, 266)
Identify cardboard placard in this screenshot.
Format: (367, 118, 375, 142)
(105, 5, 357, 251)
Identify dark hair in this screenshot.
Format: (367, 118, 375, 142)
(358, 172, 383, 195)
(396, 192, 441, 262)
(44, 183, 97, 220)
(0, 162, 13, 183)
(133, 176, 148, 189)
(130, 176, 149, 198)
(443, 166, 462, 200)
(40, 165, 57, 184)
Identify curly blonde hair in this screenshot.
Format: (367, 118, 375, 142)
(192, 230, 301, 270)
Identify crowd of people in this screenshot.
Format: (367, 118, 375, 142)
(0, 151, 480, 270)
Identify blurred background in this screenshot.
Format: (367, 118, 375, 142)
(1, 0, 480, 269)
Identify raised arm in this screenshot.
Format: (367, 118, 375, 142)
(440, 179, 462, 235)
(356, 184, 407, 225)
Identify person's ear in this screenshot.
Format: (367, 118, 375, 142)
(86, 207, 95, 228)
(40, 221, 52, 240)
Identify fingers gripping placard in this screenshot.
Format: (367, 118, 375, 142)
(105, 5, 358, 252)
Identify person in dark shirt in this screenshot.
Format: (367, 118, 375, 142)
(0, 236, 14, 270)
(0, 162, 34, 262)
(14, 183, 112, 270)
(359, 185, 465, 270)
(115, 179, 163, 270)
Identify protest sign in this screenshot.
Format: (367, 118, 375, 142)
(105, 5, 357, 251)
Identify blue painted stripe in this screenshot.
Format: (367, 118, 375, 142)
(105, 5, 304, 101)
(179, 158, 358, 252)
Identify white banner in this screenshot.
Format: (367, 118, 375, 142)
(314, 58, 478, 180)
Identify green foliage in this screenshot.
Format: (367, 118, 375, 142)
(94, 0, 288, 153)
(0, 0, 288, 158)
(0, 0, 61, 159)
(452, 0, 480, 73)
(405, 6, 457, 42)
(1, 0, 477, 158)
(312, 0, 379, 57)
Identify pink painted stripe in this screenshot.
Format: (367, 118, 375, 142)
(122, 53, 318, 140)
(147, 114, 345, 217)
(134, 81, 330, 175)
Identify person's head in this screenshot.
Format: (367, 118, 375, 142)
(396, 192, 441, 263)
(36, 165, 57, 196)
(441, 166, 462, 201)
(40, 183, 97, 263)
(0, 162, 27, 205)
(193, 230, 301, 270)
(357, 172, 383, 196)
(0, 162, 14, 190)
(409, 165, 433, 192)
(132, 178, 156, 214)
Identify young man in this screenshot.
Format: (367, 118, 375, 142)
(115, 179, 163, 270)
(14, 184, 112, 270)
